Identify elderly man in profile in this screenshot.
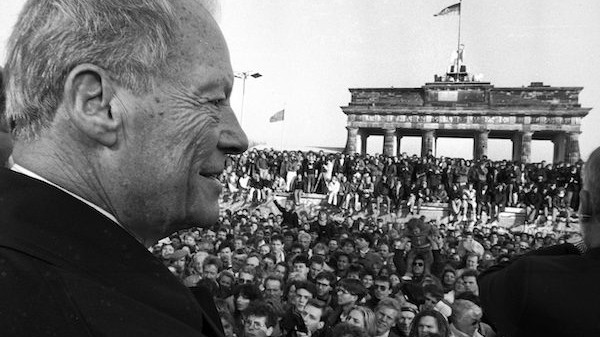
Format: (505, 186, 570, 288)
(478, 147, 600, 337)
(0, 0, 247, 336)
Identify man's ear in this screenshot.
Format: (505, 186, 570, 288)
(265, 326, 274, 337)
(63, 64, 120, 147)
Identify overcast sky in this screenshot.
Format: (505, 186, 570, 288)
(2, 1, 599, 161)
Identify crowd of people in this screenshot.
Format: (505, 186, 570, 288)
(151, 149, 584, 337)
(224, 149, 582, 229)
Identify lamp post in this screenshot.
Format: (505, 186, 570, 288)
(234, 71, 262, 126)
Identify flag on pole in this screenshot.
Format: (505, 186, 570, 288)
(434, 3, 460, 16)
(269, 109, 285, 123)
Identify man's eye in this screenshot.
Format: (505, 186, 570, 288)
(212, 98, 226, 106)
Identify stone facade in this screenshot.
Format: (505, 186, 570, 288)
(341, 81, 591, 163)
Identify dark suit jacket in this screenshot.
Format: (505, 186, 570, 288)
(0, 168, 223, 336)
(479, 243, 600, 337)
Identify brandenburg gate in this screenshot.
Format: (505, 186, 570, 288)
(341, 80, 591, 164)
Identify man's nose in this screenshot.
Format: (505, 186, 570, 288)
(218, 107, 248, 154)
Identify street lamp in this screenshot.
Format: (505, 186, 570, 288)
(234, 71, 262, 126)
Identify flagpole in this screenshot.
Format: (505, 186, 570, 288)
(456, 0, 462, 80)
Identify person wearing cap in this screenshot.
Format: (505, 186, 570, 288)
(394, 304, 418, 337)
(478, 147, 600, 337)
(0, 1, 247, 335)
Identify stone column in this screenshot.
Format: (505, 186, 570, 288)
(512, 132, 523, 162)
(383, 128, 396, 157)
(344, 127, 359, 154)
(474, 130, 490, 161)
(552, 132, 567, 164)
(360, 131, 369, 155)
(421, 129, 435, 157)
(396, 132, 403, 157)
(567, 131, 581, 164)
(520, 131, 533, 163)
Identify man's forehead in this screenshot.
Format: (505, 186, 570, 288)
(168, 0, 232, 88)
(247, 315, 266, 323)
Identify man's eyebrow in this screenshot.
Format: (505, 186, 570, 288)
(191, 76, 233, 98)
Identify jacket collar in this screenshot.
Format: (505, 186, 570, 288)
(0, 168, 205, 331)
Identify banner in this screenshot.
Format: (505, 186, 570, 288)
(269, 109, 285, 123)
(434, 3, 460, 16)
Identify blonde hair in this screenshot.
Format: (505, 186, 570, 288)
(348, 306, 377, 337)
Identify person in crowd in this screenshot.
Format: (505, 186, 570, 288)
(308, 255, 325, 282)
(299, 299, 329, 337)
(292, 254, 311, 281)
(374, 298, 402, 337)
(263, 275, 286, 316)
(421, 284, 444, 311)
(281, 281, 317, 337)
(311, 210, 337, 244)
(462, 183, 477, 222)
(274, 198, 300, 228)
(460, 270, 479, 297)
(367, 276, 393, 309)
(220, 311, 237, 337)
(315, 271, 336, 307)
(328, 175, 342, 206)
(356, 233, 384, 271)
(346, 306, 378, 337)
(448, 299, 488, 337)
(243, 301, 277, 337)
(408, 309, 450, 337)
(394, 305, 419, 337)
(328, 278, 368, 327)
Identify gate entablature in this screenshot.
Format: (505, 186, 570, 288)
(341, 81, 591, 163)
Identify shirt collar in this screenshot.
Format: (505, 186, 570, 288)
(11, 163, 121, 226)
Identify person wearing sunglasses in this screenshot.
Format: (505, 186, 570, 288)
(366, 276, 393, 310)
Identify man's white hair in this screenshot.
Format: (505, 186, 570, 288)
(451, 299, 482, 323)
(5, 0, 183, 139)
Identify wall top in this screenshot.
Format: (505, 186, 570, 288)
(347, 81, 588, 109)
